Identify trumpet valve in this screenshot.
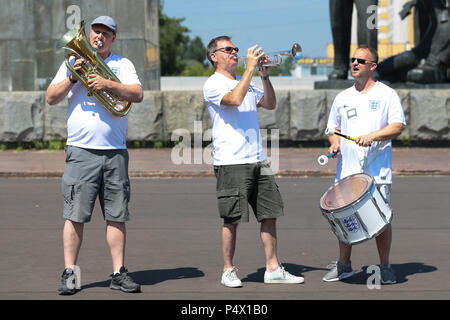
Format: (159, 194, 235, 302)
(258, 54, 282, 67)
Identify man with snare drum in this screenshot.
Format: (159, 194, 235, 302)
(203, 36, 304, 288)
(324, 45, 406, 284)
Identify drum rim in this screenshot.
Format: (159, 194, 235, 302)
(319, 173, 375, 214)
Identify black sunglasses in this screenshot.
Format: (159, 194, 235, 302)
(213, 46, 239, 53)
(351, 57, 375, 64)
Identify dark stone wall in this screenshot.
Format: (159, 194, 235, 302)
(1, 90, 448, 143)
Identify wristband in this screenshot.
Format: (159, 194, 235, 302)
(260, 75, 269, 80)
(69, 75, 77, 84)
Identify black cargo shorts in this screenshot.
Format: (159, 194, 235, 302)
(214, 160, 284, 224)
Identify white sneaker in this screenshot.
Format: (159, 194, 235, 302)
(221, 266, 242, 288)
(264, 265, 305, 284)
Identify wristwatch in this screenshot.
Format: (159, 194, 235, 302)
(261, 75, 269, 80)
(69, 74, 77, 84)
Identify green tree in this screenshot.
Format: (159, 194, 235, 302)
(184, 36, 207, 66)
(180, 61, 215, 76)
(159, 4, 210, 76)
(179, 36, 212, 76)
(159, 4, 190, 75)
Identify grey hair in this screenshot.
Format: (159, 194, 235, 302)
(206, 35, 232, 66)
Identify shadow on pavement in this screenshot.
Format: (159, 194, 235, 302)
(241, 263, 328, 283)
(82, 267, 205, 289)
(342, 262, 438, 285)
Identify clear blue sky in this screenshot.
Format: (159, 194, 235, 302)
(161, 0, 332, 58)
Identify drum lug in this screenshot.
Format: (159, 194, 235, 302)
(371, 197, 388, 223)
(376, 184, 389, 205)
(331, 224, 339, 238)
(354, 211, 370, 237)
(328, 219, 338, 236)
(322, 213, 338, 237)
(335, 219, 349, 240)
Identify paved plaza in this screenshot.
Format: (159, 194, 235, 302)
(1, 176, 449, 301)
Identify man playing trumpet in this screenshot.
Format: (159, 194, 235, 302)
(47, 16, 143, 295)
(203, 36, 304, 288)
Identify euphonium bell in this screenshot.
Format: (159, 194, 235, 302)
(56, 21, 132, 117)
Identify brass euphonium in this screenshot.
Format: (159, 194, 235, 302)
(56, 21, 132, 117)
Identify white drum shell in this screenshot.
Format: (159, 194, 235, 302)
(320, 177, 392, 245)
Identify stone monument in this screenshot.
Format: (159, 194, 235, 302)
(0, 0, 160, 91)
(375, 0, 450, 84)
(315, 0, 378, 89)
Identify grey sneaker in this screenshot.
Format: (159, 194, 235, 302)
(110, 266, 141, 293)
(380, 263, 397, 284)
(58, 268, 78, 295)
(323, 261, 355, 282)
(264, 265, 304, 284)
(221, 266, 242, 288)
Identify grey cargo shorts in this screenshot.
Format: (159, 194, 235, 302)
(61, 145, 130, 223)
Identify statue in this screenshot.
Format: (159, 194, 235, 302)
(328, 0, 378, 80)
(375, 0, 450, 83)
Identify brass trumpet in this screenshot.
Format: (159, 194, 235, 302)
(238, 43, 302, 67)
(56, 21, 132, 117)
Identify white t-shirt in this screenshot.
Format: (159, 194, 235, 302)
(203, 72, 266, 165)
(327, 81, 406, 184)
(50, 53, 141, 149)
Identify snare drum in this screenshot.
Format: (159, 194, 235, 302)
(319, 173, 392, 245)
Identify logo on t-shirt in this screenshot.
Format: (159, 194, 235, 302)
(111, 67, 120, 77)
(369, 100, 380, 111)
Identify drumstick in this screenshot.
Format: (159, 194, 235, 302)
(317, 150, 340, 166)
(325, 127, 371, 147)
